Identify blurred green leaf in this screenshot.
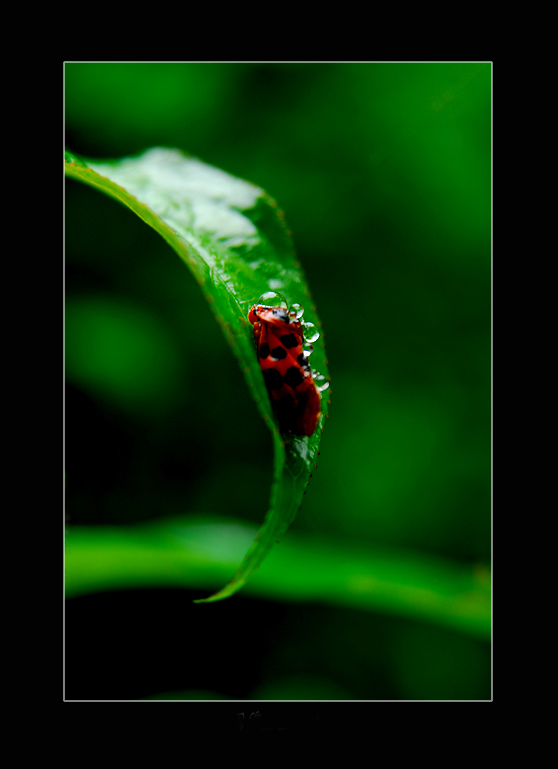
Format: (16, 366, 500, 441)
(65, 517, 491, 639)
(65, 148, 330, 601)
(65, 297, 181, 418)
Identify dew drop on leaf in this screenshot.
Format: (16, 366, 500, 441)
(302, 322, 320, 344)
(290, 302, 305, 319)
(313, 372, 330, 392)
(258, 290, 288, 308)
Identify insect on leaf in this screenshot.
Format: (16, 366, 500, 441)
(65, 147, 330, 601)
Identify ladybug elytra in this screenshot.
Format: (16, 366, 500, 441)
(248, 303, 322, 437)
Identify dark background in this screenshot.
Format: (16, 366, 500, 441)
(65, 62, 491, 701)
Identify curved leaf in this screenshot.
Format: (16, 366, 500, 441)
(64, 517, 491, 640)
(65, 147, 330, 601)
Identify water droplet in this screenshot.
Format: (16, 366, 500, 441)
(302, 340, 314, 356)
(313, 372, 330, 392)
(290, 302, 305, 319)
(258, 290, 288, 309)
(302, 322, 320, 343)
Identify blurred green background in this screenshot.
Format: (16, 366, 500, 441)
(65, 62, 491, 701)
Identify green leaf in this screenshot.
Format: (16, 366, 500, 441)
(64, 517, 491, 640)
(65, 147, 330, 602)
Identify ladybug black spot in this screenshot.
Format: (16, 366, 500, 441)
(259, 342, 270, 359)
(274, 393, 295, 429)
(263, 368, 283, 391)
(284, 366, 304, 388)
(280, 333, 298, 349)
(271, 345, 287, 360)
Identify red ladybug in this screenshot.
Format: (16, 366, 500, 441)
(248, 304, 322, 437)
